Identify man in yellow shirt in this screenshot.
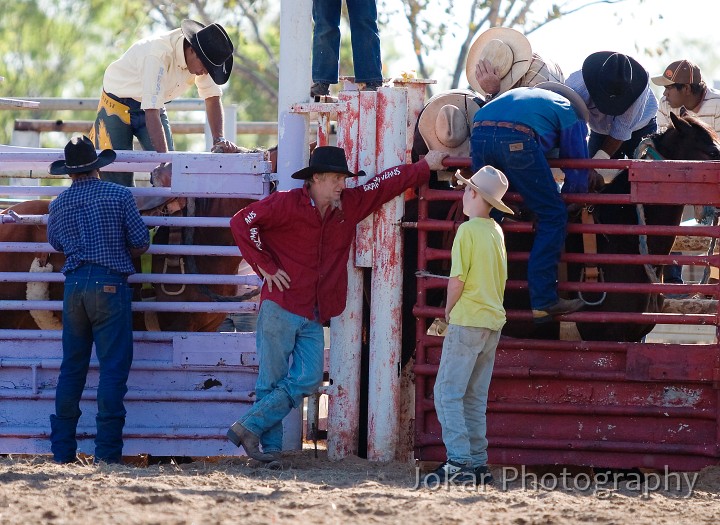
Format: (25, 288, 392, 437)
(89, 19, 237, 186)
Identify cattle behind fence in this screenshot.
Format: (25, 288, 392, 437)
(0, 148, 312, 457)
(0, 83, 422, 463)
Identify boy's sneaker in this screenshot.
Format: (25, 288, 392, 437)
(423, 460, 476, 488)
(474, 465, 494, 485)
(310, 82, 330, 99)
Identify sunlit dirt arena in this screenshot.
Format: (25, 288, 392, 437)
(1, 451, 719, 524)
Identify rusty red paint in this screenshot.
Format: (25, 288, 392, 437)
(364, 87, 407, 462)
(326, 91, 366, 460)
(413, 159, 720, 470)
(316, 113, 330, 147)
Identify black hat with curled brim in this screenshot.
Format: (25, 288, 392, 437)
(181, 19, 234, 85)
(582, 51, 648, 116)
(49, 135, 116, 175)
(291, 146, 366, 180)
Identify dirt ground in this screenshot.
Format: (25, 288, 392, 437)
(1, 450, 719, 525)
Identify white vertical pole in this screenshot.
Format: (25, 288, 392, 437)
(225, 104, 238, 144)
(277, 0, 312, 190)
(327, 92, 363, 459)
(277, 0, 312, 449)
(354, 91, 378, 268)
(204, 103, 237, 150)
(367, 87, 408, 461)
(391, 78, 433, 462)
(9, 130, 41, 198)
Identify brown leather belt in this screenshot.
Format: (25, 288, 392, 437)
(474, 120, 535, 137)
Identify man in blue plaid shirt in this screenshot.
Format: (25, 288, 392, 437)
(47, 136, 149, 464)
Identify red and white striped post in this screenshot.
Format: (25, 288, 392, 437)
(327, 91, 364, 459)
(392, 77, 434, 461)
(367, 87, 409, 461)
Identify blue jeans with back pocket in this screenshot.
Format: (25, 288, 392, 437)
(471, 126, 567, 310)
(50, 263, 133, 463)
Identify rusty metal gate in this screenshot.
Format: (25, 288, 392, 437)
(413, 158, 720, 471)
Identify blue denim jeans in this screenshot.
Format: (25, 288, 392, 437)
(312, 0, 382, 84)
(471, 126, 567, 310)
(434, 325, 499, 468)
(91, 92, 174, 187)
(588, 118, 657, 159)
(217, 313, 258, 332)
(50, 263, 134, 463)
(239, 300, 325, 452)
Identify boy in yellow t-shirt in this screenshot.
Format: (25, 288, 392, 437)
(424, 165, 512, 488)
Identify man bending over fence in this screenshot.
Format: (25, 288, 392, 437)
(89, 19, 238, 187)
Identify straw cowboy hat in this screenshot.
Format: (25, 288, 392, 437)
(582, 51, 648, 116)
(291, 146, 365, 180)
(418, 89, 483, 157)
(535, 81, 590, 121)
(521, 54, 565, 86)
(454, 165, 514, 215)
(465, 27, 533, 96)
(181, 19, 234, 85)
(49, 135, 116, 175)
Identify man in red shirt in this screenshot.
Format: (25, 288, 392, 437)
(227, 146, 448, 462)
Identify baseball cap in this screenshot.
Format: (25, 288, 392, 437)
(651, 60, 702, 86)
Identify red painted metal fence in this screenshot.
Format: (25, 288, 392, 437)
(413, 157, 720, 471)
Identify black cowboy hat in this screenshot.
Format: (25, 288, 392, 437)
(181, 19, 234, 85)
(49, 136, 116, 175)
(582, 51, 648, 116)
(291, 146, 366, 180)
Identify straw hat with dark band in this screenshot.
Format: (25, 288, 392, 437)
(454, 166, 514, 215)
(465, 27, 533, 96)
(418, 89, 483, 157)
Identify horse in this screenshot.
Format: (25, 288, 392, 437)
(0, 196, 255, 332)
(407, 112, 720, 345)
(132, 196, 256, 332)
(569, 113, 720, 341)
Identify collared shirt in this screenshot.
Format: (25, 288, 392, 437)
(103, 28, 222, 110)
(449, 217, 507, 331)
(473, 87, 590, 193)
(657, 86, 720, 133)
(566, 70, 658, 141)
(230, 161, 431, 323)
(47, 178, 150, 275)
